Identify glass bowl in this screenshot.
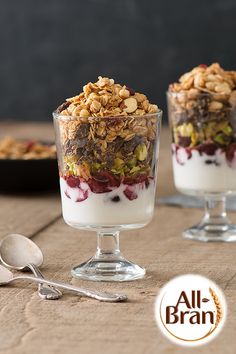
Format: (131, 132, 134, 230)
(167, 90, 236, 242)
(53, 110, 162, 281)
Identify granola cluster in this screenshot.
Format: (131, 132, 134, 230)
(55, 77, 160, 189)
(59, 76, 158, 118)
(170, 63, 236, 97)
(168, 63, 236, 151)
(0, 137, 56, 159)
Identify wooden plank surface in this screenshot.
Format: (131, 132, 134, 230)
(0, 123, 61, 240)
(0, 123, 235, 354)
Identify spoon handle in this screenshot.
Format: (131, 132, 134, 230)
(12, 275, 127, 302)
(27, 264, 62, 300)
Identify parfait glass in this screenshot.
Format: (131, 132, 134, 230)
(167, 91, 236, 242)
(53, 110, 162, 281)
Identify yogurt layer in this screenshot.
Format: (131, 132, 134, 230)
(173, 148, 236, 193)
(60, 178, 156, 227)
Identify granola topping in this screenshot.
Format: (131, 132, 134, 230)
(168, 63, 236, 166)
(54, 77, 160, 198)
(59, 76, 158, 118)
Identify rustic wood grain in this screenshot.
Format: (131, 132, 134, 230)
(0, 123, 61, 240)
(0, 193, 61, 239)
(0, 123, 235, 354)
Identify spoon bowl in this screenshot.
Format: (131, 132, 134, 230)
(0, 234, 43, 270)
(0, 234, 62, 300)
(0, 265, 14, 284)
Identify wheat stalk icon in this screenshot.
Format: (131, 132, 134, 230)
(209, 287, 223, 329)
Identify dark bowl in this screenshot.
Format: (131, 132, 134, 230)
(0, 158, 59, 192)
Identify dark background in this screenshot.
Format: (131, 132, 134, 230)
(0, 0, 236, 122)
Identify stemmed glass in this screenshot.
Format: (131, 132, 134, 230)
(167, 91, 236, 242)
(54, 111, 162, 281)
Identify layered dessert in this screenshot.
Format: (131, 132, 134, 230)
(168, 63, 236, 194)
(54, 76, 160, 228)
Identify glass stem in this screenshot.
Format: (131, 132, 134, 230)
(95, 231, 121, 259)
(202, 194, 230, 227)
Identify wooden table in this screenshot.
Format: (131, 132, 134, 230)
(0, 123, 235, 354)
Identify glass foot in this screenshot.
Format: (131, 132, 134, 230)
(71, 255, 146, 282)
(183, 224, 236, 242)
(183, 194, 236, 242)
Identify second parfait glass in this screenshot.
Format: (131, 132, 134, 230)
(54, 111, 161, 281)
(167, 88, 236, 242)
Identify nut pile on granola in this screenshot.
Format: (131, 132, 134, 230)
(55, 77, 160, 200)
(59, 76, 158, 118)
(0, 137, 56, 159)
(168, 63, 236, 164)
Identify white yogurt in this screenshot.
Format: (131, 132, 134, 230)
(172, 147, 236, 194)
(59, 178, 156, 228)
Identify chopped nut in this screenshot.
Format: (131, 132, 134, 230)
(213, 93, 229, 102)
(206, 74, 218, 82)
(76, 162, 91, 180)
(205, 82, 216, 91)
(182, 76, 194, 90)
(194, 73, 205, 87)
(135, 143, 147, 161)
(123, 97, 138, 113)
(215, 83, 231, 95)
(177, 123, 194, 137)
(135, 109, 146, 115)
(187, 88, 199, 99)
(135, 93, 147, 103)
(142, 99, 149, 111)
(148, 104, 158, 113)
(80, 109, 90, 118)
(208, 101, 223, 111)
(119, 88, 130, 99)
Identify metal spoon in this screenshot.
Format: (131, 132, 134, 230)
(0, 265, 127, 302)
(0, 234, 62, 300)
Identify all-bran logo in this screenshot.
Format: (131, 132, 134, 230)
(155, 274, 226, 346)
